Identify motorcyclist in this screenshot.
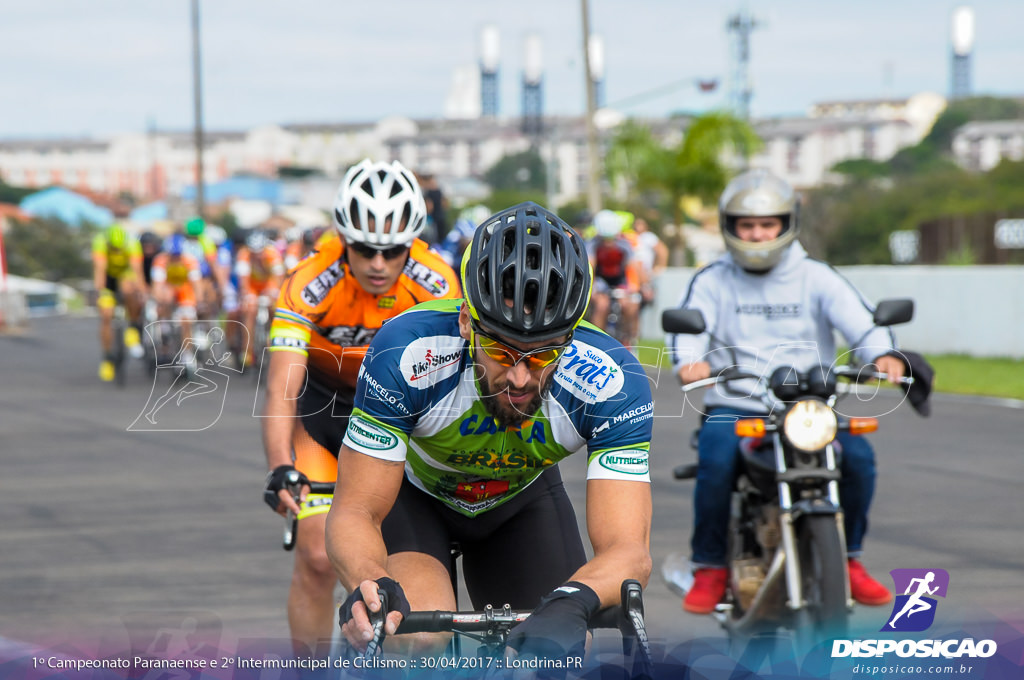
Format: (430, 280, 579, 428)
(667, 169, 904, 614)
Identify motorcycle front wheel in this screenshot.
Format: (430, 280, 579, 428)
(794, 513, 848, 648)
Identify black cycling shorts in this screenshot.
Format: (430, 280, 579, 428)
(381, 466, 587, 610)
(297, 378, 354, 457)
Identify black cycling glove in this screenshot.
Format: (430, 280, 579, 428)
(339, 577, 411, 628)
(506, 581, 601, 660)
(263, 465, 306, 511)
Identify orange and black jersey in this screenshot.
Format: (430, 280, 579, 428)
(269, 237, 461, 394)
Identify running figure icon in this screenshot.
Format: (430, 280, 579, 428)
(887, 571, 939, 629)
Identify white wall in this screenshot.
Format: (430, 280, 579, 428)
(643, 266, 1024, 358)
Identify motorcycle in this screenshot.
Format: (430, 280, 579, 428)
(661, 299, 920, 648)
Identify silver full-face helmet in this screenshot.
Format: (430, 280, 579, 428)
(719, 169, 800, 272)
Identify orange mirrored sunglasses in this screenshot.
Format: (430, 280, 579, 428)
(470, 322, 572, 370)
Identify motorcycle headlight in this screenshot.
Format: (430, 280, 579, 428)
(783, 399, 838, 452)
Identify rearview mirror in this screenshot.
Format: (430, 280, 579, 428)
(662, 308, 707, 335)
(873, 298, 914, 327)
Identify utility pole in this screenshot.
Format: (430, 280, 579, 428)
(581, 0, 601, 216)
(727, 5, 760, 121)
(191, 0, 205, 217)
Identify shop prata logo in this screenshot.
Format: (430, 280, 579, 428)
(832, 568, 998, 660)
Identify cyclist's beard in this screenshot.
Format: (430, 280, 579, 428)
(475, 363, 554, 429)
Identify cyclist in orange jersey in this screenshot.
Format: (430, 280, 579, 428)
(235, 230, 286, 366)
(150, 234, 204, 357)
(259, 160, 461, 653)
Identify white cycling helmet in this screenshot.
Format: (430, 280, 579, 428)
(719, 169, 800, 272)
(459, 204, 492, 228)
(594, 209, 624, 239)
(333, 159, 427, 247)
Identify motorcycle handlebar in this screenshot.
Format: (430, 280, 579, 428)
(682, 366, 914, 393)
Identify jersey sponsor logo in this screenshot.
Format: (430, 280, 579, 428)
(400, 337, 463, 388)
(613, 401, 654, 425)
(378, 295, 396, 309)
(445, 449, 552, 470)
(452, 479, 510, 504)
(403, 260, 451, 297)
(554, 341, 625, 404)
(735, 302, 802, 319)
(346, 416, 399, 451)
(358, 364, 411, 415)
(270, 336, 307, 349)
(592, 401, 654, 437)
(598, 449, 649, 475)
(301, 261, 344, 306)
(326, 325, 378, 347)
(457, 415, 547, 444)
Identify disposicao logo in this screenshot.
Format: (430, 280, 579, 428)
(883, 568, 949, 632)
(832, 568, 998, 660)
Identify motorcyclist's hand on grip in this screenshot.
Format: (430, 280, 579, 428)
(677, 361, 711, 385)
(506, 581, 600, 661)
(872, 354, 905, 384)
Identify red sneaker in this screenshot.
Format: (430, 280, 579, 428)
(848, 558, 893, 606)
(683, 567, 729, 614)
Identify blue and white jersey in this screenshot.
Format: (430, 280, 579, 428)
(343, 299, 653, 517)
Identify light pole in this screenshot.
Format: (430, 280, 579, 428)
(191, 0, 205, 217)
(580, 0, 601, 215)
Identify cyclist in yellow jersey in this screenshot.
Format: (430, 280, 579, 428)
(92, 223, 147, 381)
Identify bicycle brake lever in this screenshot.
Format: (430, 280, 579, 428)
(619, 579, 652, 664)
(363, 589, 388, 658)
(282, 470, 305, 551)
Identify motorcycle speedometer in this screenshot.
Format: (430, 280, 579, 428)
(783, 399, 838, 452)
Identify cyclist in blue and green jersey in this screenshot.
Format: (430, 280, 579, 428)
(326, 202, 654, 661)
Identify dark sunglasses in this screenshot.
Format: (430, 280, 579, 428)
(470, 322, 572, 370)
(346, 241, 409, 260)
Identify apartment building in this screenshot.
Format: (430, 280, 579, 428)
(0, 92, 950, 204)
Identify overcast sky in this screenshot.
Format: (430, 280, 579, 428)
(2, 0, 1021, 139)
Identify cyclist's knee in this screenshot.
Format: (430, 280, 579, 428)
(294, 545, 335, 586)
(295, 521, 334, 580)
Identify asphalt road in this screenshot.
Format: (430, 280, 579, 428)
(2, 315, 1022, 662)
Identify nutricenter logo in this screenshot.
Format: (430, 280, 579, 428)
(831, 567, 997, 660)
(598, 449, 649, 475)
(346, 417, 399, 451)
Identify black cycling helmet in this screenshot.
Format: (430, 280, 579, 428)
(460, 202, 592, 344)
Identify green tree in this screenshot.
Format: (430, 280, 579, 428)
(484, 149, 547, 193)
(5, 217, 93, 281)
(0, 180, 37, 204)
(605, 111, 761, 226)
(924, 96, 1024, 151)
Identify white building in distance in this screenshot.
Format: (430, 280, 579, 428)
(0, 92, 956, 206)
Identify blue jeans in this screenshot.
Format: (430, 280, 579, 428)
(691, 407, 877, 566)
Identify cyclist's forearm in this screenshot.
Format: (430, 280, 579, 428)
(328, 447, 406, 590)
(325, 505, 391, 590)
(566, 544, 653, 608)
(261, 353, 303, 468)
(576, 478, 653, 607)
